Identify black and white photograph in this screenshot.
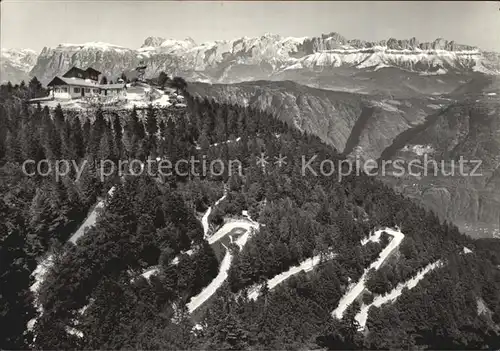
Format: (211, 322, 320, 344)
(1, 0, 500, 349)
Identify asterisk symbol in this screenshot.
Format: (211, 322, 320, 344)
(256, 152, 269, 168)
(274, 154, 287, 167)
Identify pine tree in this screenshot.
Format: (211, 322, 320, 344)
(136, 138, 149, 161)
(60, 119, 77, 163)
(0, 201, 36, 349)
(54, 104, 65, 132)
(204, 289, 248, 350)
(158, 71, 169, 88)
(94, 107, 106, 133)
(18, 81, 27, 98)
(0, 104, 8, 159)
(78, 155, 101, 208)
(227, 108, 238, 137)
(127, 106, 143, 139)
(87, 107, 106, 159)
(237, 108, 247, 136)
(112, 115, 123, 159)
(134, 117, 145, 139)
(122, 129, 136, 159)
(145, 104, 158, 141)
(198, 130, 210, 154)
(41, 114, 61, 159)
(20, 114, 42, 163)
(42, 105, 50, 121)
(5, 129, 21, 163)
(98, 130, 111, 161)
(169, 76, 187, 94)
(158, 119, 166, 140)
(28, 76, 43, 98)
(70, 117, 85, 159)
(340, 300, 362, 348)
(28, 184, 61, 250)
(120, 72, 128, 83)
(82, 118, 91, 148)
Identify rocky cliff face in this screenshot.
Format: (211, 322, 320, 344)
(16, 32, 500, 85)
(188, 80, 449, 160)
(298, 32, 478, 52)
(29, 43, 139, 84)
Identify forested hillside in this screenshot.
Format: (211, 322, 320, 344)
(187, 77, 500, 240)
(1, 80, 500, 350)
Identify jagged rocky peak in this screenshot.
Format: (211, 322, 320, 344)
(184, 37, 196, 44)
(0, 48, 38, 83)
(142, 36, 167, 48)
(260, 32, 281, 40)
(297, 32, 476, 52)
(39, 46, 52, 55)
(141, 36, 196, 48)
(320, 32, 347, 42)
(421, 38, 477, 51)
(302, 32, 348, 52)
(1, 48, 38, 64)
(298, 33, 479, 52)
(374, 37, 477, 51)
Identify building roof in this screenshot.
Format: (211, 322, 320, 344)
(62, 67, 86, 78)
(47, 76, 126, 90)
(85, 67, 101, 75)
(101, 83, 126, 89)
(62, 66, 101, 80)
(47, 76, 101, 88)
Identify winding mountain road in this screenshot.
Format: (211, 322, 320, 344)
(186, 193, 260, 313)
(247, 252, 337, 301)
(355, 260, 442, 330)
(187, 217, 258, 313)
(332, 227, 405, 320)
(202, 192, 227, 239)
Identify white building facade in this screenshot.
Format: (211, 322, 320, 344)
(48, 66, 126, 100)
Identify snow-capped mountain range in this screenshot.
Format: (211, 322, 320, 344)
(2, 32, 500, 84)
(1, 48, 38, 84)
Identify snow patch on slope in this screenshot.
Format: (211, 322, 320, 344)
(57, 42, 131, 52)
(369, 100, 402, 113)
(402, 144, 435, 156)
(463, 247, 473, 254)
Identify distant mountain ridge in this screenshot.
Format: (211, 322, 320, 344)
(0, 48, 38, 84)
(2, 32, 500, 85)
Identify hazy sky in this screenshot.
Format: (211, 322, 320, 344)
(2, 1, 500, 52)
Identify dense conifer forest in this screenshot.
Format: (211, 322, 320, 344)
(1, 79, 500, 350)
